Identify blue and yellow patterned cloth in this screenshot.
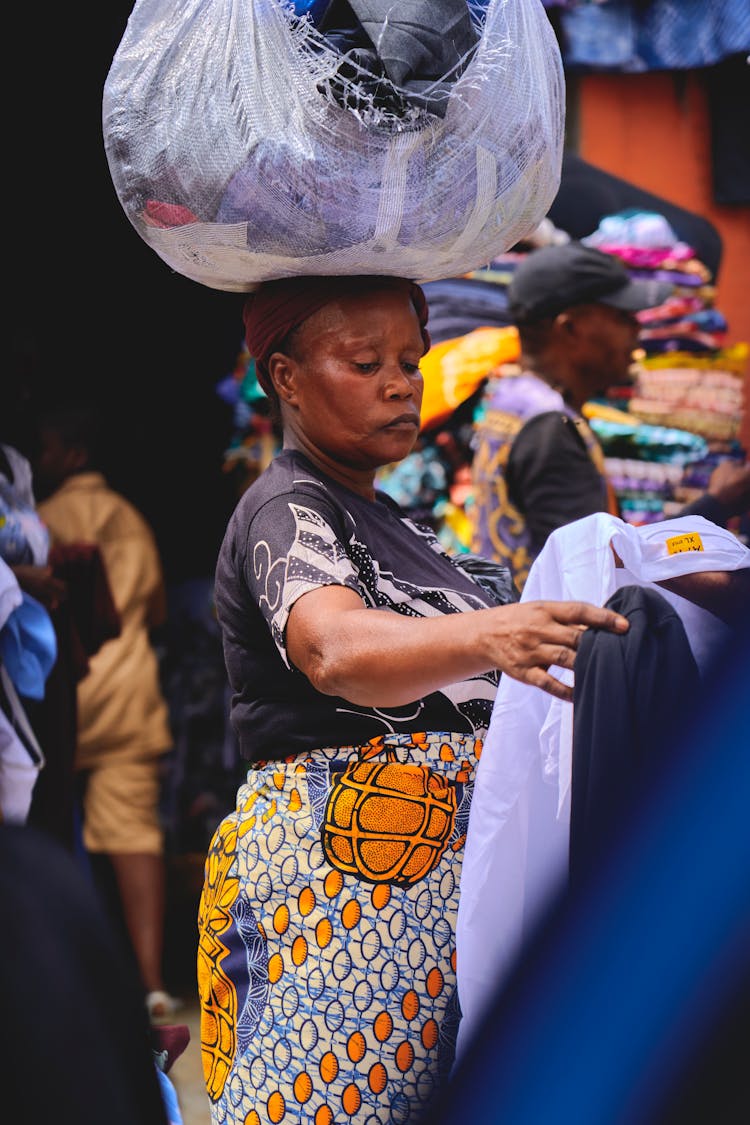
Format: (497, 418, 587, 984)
(198, 731, 483, 1124)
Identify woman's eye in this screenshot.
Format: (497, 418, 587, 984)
(355, 362, 377, 373)
(403, 363, 421, 375)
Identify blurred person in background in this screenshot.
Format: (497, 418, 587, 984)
(471, 242, 750, 590)
(33, 401, 178, 1024)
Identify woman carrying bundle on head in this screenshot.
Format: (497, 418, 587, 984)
(197, 274, 629, 1124)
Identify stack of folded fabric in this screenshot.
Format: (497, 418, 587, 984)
(582, 210, 749, 523)
(632, 345, 748, 515)
(582, 399, 710, 525)
(629, 347, 746, 444)
(215, 343, 281, 498)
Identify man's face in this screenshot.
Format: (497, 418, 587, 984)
(567, 303, 641, 396)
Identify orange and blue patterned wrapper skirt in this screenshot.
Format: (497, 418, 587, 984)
(197, 730, 483, 1124)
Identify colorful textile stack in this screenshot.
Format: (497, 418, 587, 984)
(582, 400, 710, 525)
(215, 343, 280, 499)
(582, 210, 748, 524)
(629, 347, 746, 444)
(631, 345, 748, 517)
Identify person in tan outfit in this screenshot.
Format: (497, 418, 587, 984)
(33, 402, 177, 1022)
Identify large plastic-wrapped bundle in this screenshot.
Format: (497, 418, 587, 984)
(102, 0, 565, 291)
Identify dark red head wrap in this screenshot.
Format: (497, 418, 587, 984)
(242, 275, 431, 396)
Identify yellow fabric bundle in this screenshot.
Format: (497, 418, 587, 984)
(420, 326, 520, 431)
(582, 401, 637, 425)
(641, 343, 748, 376)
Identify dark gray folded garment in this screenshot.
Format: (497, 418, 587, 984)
(351, 0, 478, 83)
(322, 0, 479, 116)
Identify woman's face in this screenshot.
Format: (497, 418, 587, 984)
(270, 287, 426, 475)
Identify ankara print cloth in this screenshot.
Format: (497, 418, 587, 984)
(215, 451, 504, 763)
(198, 730, 482, 1125)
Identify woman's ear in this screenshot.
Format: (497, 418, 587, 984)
(267, 352, 298, 406)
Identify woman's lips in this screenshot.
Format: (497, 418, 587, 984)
(382, 412, 420, 430)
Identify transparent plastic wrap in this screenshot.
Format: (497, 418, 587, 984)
(102, 0, 565, 291)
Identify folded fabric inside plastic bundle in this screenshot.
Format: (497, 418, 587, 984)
(307, 0, 481, 118)
(103, 0, 565, 290)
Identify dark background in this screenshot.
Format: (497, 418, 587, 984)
(8, 8, 243, 584)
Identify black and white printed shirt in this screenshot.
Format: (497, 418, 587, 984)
(215, 450, 504, 761)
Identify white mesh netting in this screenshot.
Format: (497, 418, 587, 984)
(102, 0, 565, 292)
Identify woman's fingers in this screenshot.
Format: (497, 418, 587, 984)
(493, 600, 630, 698)
(512, 602, 629, 660)
(550, 600, 629, 634)
(525, 667, 574, 702)
(507, 641, 576, 678)
(550, 644, 577, 670)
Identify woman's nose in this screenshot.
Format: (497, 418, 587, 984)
(384, 366, 417, 398)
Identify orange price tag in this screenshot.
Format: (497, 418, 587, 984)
(665, 532, 704, 555)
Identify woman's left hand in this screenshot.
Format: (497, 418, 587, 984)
(478, 598, 629, 702)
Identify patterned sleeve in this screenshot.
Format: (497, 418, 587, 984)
(243, 490, 363, 666)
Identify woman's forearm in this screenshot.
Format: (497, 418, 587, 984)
(286, 585, 629, 705)
(296, 603, 497, 706)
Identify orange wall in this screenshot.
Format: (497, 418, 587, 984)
(577, 71, 750, 448)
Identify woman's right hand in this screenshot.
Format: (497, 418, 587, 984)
(484, 599, 629, 701)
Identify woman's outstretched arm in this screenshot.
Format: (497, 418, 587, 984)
(286, 585, 628, 705)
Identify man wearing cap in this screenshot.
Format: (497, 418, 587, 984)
(470, 241, 750, 589)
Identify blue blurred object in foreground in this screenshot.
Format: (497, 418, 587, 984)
(156, 1067, 183, 1125)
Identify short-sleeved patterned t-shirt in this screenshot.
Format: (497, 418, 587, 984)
(215, 450, 504, 761)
